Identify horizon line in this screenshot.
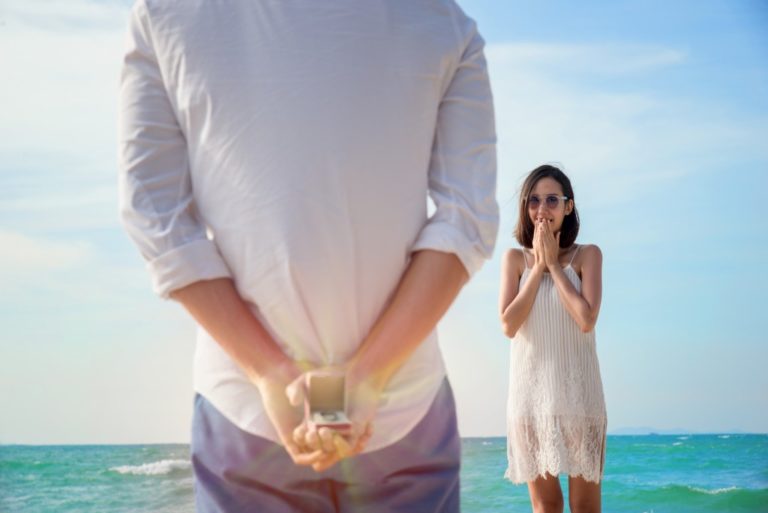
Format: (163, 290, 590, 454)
(3, 432, 766, 447)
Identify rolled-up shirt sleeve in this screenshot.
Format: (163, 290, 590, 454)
(411, 19, 499, 278)
(117, 1, 231, 298)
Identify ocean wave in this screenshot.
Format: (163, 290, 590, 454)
(676, 436, 689, 440)
(718, 434, 730, 439)
(624, 483, 768, 507)
(672, 442, 683, 446)
(689, 486, 738, 495)
(110, 459, 191, 476)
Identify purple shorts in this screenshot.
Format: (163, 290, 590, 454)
(191, 379, 460, 512)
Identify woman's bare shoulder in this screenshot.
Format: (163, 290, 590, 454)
(575, 243, 602, 269)
(579, 243, 602, 258)
(502, 248, 526, 277)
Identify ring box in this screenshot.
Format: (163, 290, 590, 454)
(305, 373, 351, 434)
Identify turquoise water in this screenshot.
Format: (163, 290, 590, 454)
(463, 435, 768, 512)
(2, 435, 766, 512)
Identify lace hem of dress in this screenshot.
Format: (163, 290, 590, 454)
(505, 414, 607, 484)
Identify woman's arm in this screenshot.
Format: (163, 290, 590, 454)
(499, 248, 545, 338)
(548, 244, 603, 332)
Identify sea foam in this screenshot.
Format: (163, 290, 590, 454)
(690, 486, 738, 495)
(110, 459, 191, 476)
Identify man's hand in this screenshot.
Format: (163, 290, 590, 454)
(253, 363, 332, 467)
(169, 279, 332, 469)
(290, 250, 469, 471)
(291, 421, 373, 472)
(286, 368, 376, 472)
(343, 370, 381, 450)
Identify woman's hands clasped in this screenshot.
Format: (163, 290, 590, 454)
(533, 218, 561, 271)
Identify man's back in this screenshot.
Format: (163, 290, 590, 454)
(119, 0, 497, 453)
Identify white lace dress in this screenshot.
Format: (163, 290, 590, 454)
(505, 245, 607, 484)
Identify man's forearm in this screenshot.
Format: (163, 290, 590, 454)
(170, 278, 297, 385)
(348, 250, 469, 390)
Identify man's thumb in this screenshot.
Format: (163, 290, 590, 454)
(285, 373, 307, 407)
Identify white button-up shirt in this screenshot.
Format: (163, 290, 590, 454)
(118, 0, 498, 452)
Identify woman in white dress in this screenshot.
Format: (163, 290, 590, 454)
(499, 164, 606, 513)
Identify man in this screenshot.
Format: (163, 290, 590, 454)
(118, 0, 498, 511)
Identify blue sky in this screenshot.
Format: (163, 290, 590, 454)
(0, 0, 766, 444)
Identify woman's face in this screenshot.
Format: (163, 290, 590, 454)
(527, 177, 573, 234)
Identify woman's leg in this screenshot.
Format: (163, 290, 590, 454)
(568, 475, 601, 513)
(527, 473, 564, 513)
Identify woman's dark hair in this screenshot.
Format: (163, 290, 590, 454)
(515, 164, 579, 249)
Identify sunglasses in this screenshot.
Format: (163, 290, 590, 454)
(526, 194, 569, 210)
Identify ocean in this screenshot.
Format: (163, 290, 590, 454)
(1, 435, 766, 512)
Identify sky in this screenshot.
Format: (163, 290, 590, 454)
(0, 0, 766, 444)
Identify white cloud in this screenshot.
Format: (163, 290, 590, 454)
(0, 227, 155, 313)
(489, 42, 687, 75)
(0, 2, 128, 231)
(0, 3, 127, 165)
(485, 42, 768, 209)
(0, 228, 95, 272)
(0, 0, 130, 32)
(2, 185, 116, 212)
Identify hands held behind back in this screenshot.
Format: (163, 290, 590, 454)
(252, 362, 329, 469)
(284, 366, 378, 472)
(533, 218, 560, 270)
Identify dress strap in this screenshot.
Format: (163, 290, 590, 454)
(522, 248, 529, 268)
(568, 244, 581, 266)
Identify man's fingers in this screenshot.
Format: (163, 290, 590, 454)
(286, 444, 326, 466)
(333, 432, 353, 458)
(311, 453, 341, 473)
(284, 432, 331, 466)
(307, 431, 358, 472)
(361, 423, 373, 444)
(309, 426, 373, 472)
(292, 423, 308, 451)
(306, 426, 322, 451)
(292, 450, 327, 466)
(317, 427, 336, 453)
(350, 423, 373, 454)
